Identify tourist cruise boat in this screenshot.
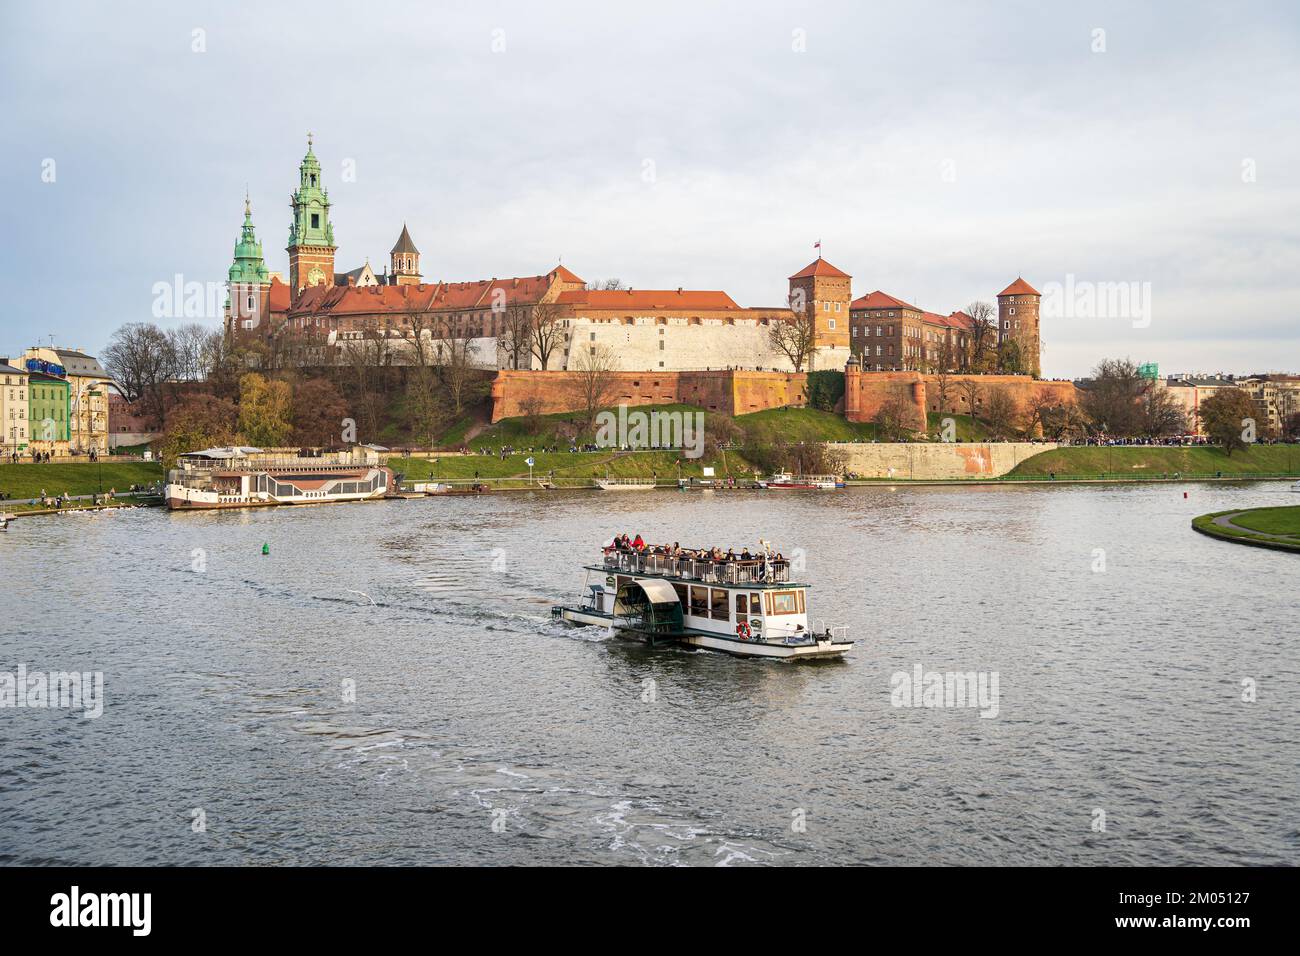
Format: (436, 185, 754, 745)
(761, 472, 842, 490)
(165, 446, 394, 511)
(595, 477, 657, 491)
(553, 545, 852, 660)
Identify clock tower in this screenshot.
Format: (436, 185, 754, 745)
(287, 133, 336, 299)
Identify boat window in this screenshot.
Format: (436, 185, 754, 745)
(710, 589, 728, 619)
(689, 586, 709, 616)
(749, 593, 761, 614)
(672, 583, 688, 608)
(735, 593, 747, 617)
(770, 591, 800, 614)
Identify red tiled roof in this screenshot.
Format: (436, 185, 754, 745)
(998, 277, 1040, 297)
(850, 290, 920, 311)
(789, 258, 851, 280)
(288, 273, 555, 316)
(268, 277, 291, 313)
(556, 289, 740, 311)
(550, 265, 585, 284)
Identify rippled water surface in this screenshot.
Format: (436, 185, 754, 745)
(1, 482, 1297, 866)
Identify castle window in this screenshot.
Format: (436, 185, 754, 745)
(311, 213, 320, 229)
(828, 319, 836, 330)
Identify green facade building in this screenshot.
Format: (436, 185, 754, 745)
(28, 372, 70, 444)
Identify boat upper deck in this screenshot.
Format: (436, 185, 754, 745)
(592, 548, 799, 587)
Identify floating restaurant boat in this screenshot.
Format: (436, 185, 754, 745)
(552, 544, 852, 660)
(164, 446, 394, 511)
(594, 477, 658, 491)
(761, 472, 842, 490)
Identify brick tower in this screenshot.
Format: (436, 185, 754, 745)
(788, 257, 851, 352)
(390, 223, 421, 286)
(997, 277, 1041, 378)
(287, 133, 336, 299)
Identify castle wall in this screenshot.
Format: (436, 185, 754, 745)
(843, 367, 1077, 427)
(489, 369, 808, 422)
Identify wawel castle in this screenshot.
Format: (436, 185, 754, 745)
(227, 136, 1041, 377)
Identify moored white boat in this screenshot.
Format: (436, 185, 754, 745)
(595, 477, 658, 491)
(761, 472, 841, 490)
(553, 543, 852, 660)
(165, 446, 393, 511)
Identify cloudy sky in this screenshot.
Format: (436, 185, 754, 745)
(2, 0, 1296, 378)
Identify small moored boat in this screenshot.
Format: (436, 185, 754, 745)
(553, 543, 852, 660)
(595, 477, 657, 491)
(761, 472, 842, 490)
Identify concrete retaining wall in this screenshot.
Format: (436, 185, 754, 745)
(830, 441, 1056, 479)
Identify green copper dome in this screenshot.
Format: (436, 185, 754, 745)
(288, 132, 335, 249)
(229, 194, 270, 284)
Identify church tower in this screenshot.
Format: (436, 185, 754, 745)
(390, 223, 421, 286)
(226, 192, 271, 337)
(287, 133, 336, 298)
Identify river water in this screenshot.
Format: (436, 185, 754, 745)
(1, 482, 1296, 866)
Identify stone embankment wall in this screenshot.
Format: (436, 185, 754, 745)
(831, 441, 1056, 479)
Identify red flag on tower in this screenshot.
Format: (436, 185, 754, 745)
(814, 240, 821, 250)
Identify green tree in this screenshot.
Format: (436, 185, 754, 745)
(238, 373, 293, 447)
(1198, 388, 1262, 456)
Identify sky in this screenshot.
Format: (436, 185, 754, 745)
(1, 0, 1296, 379)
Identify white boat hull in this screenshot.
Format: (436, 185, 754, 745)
(552, 606, 851, 660)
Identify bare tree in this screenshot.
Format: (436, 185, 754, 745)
(529, 301, 566, 371)
(957, 378, 982, 421)
(166, 323, 211, 381)
(768, 310, 816, 373)
(500, 303, 533, 370)
(965, 301, 997, 371)
(432, 316, 481, 416)
(103, 322, 177, 428)
(872, 398, 912, 442)
(983, 386, 1018, 438)
(585, 278, 628, 290)
(570, 343, 620, 432)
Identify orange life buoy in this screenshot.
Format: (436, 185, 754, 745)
(736, 622, 751, 641)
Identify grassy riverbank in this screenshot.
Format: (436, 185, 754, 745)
(1192, 505, 1300, 553)
(1006, 444, 1300, 480)
(0, 462, 164, 501)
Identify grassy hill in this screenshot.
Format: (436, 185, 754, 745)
(1007, 444, 1300, 478)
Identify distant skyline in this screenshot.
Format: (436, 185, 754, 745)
(1, 0, 1297, 378)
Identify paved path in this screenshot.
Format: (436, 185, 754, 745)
(1211, 511, 1300, 543)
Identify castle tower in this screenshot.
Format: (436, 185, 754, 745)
(996, 277, 1041, 377)
(390, 223, 421, 286)
(788, 257, 852, 353)
(287, 133, 336, 298)
(226, 192, 271, 336)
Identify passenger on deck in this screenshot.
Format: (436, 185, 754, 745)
(632, 534, 645, 551)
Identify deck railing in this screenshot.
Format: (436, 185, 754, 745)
(602, 549, 790, 585)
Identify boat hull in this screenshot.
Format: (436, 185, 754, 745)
(551, 606, 852, 660)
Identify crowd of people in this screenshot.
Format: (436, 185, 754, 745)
(604, 534, 788, 573)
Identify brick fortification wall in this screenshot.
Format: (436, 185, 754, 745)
(490, 369, 808, 422)
(843, 367, 1077, 428)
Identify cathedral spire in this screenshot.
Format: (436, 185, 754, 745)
(229, 194, 268, 284)
(287, 134, 337, 296)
